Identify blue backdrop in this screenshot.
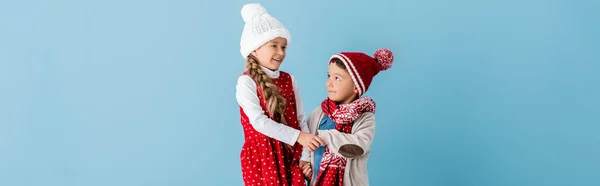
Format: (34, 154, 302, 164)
(1, 0, 599, 185)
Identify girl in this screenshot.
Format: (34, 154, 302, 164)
(235, 4, 325, 186)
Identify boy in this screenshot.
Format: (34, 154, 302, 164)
(300, 48, 395, 186)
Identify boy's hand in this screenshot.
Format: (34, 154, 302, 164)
(300, 160, 312, 180)
(297, 132, 325, 151)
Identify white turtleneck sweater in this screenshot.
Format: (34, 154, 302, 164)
(236, 66, 310, 161)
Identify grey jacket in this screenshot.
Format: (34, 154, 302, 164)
(305, 107, 375, 186)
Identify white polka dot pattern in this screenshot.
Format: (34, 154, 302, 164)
(239, 71, 306, 186)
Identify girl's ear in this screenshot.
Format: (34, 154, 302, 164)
(251, 50, 257, 57)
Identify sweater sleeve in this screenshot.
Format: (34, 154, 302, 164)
(317, 112, 375, 159)
(236, 75, 301, 146)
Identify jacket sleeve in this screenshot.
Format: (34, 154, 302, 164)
(317, 112, 375, 159)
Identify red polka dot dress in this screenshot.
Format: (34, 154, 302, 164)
(239, 71, 306, 186)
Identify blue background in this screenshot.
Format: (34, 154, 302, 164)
(1, 0, 599, 185)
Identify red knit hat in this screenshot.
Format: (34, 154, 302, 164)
(329, 48, 394, 96)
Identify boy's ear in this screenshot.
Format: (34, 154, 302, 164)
(354, 87, 358, 94)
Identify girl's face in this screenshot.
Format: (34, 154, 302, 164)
(251, 37, 287, 70)
(326, 62, 358, 104)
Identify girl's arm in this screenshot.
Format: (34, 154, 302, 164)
(317, 112, 375, 159)
(236, 75, 300, 146)
(291, 75, 311, 162)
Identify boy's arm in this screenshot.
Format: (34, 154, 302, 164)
(318, 112, 375, 159)
(291, 75, 311, 161)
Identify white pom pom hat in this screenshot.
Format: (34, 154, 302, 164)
(240, 3, 291, 59)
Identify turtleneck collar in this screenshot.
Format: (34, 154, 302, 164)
(260, 65, 280, 78)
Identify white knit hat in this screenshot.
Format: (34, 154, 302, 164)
(240, 3, 291, 59)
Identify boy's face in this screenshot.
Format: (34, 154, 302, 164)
(326, 62, 358, 104)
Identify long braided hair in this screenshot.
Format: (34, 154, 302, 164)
(246, 54, 287, 124)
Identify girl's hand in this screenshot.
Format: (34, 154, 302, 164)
(300, 160, 312, 180)
(297, 132, 325, 151)
(284, 144, 294, 153)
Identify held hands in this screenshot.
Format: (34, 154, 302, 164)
(296, 132, 323, 181)
(297, 132, 325, 151)
(300, 160, 313, 181)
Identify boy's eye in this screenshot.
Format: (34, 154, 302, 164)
(335, 76, 341, 80)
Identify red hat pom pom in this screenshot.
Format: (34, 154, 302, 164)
(374, 48, 394, 71)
